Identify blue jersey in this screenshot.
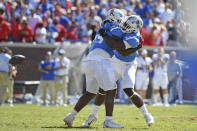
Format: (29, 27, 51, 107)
(39, 59, 55, 81)
(89, 22, 117, 57)
(114, 31, 140, 62)
(106, 24, 140, 62)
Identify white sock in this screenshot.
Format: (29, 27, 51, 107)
(139, 104, 149, 116)
(105, 116, 112, 121)
(153, 94, 159, 104)
(71, 109, 78, 117)
(90, 104, 100, 115)
(163, 94, 169, 104)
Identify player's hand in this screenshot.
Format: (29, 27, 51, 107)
(98, 28, 106, 37)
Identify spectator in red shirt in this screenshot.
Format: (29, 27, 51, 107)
(53, 19, 67, 42)
(0, 15, 11, 42)
(12, 17, 22, 42)
(143, 26, 159, 46)
(20, 19, 34, 43)
(66, 21, 79, 42)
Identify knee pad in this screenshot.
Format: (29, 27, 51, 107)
(98, 88, 106, 95)
(123, 88, 135, 98)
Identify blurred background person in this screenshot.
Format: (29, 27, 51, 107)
(176, 59, 185, 104)
(135, 49, 153, 99)
(12, 17, 22, 42)
(28, 9, 42, 33)
(66, 21, 79, 43)
(167, 20, 180, 46)
(53, 18, 67, 42)
(20, 18, 34, 43)
(0, 15, 11, 42)
(0, 47, 12, 106)
(54, 49, 70, 106)
(46, 18, 58, 43)
(35, 21, 47, 44)
(167, 51, 181, 106)
(6, 49, 17, 107)
(152, 48, 169, 106)
(38, 51, 55, 106)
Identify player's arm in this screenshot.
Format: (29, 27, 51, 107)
(99, 28, 126, 50)
(116, 36, 144, 56)
(116, 45, 142, 56)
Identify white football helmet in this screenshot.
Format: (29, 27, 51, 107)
(121, 15, 143, 33)
(106, 8, 125, 27)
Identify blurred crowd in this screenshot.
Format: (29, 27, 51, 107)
(0, 0, 190, 46)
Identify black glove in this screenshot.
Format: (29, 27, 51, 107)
(98, 28, 106, 37)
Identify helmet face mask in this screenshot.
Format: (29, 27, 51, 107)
(121, 15, 143, 33)
(107, 8, 125, 27)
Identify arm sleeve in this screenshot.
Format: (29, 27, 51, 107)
(123, 36, 140, 49)
(103, 22, 112, 30)
(101, 25, 126, 49)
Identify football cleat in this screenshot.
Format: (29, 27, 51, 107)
(103, 120, 124, 128)
(144, 113, 154, 126)
(82, 114, 98, 127)
(63, 113, 75, 127)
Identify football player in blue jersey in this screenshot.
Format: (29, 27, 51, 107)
(83, 15, 154, 127)
(64, 9, 130, 128)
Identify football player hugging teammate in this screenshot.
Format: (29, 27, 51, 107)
(64, 8, 154, 128)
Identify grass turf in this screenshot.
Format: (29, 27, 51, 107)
(0, 104, 197, 131)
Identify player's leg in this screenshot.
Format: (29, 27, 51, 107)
(176, 78, 183, 104)
(61, 76, 68, 106)
(9, 79, 14, 106)
(83, 58, 123, 128)
(6, 78, 14, 107)
(161, 78, 169, 106)
(54, 76, 60, 105)
(0, 73, 11, 106)
(41, 81, 47, 105)
(49, 81, 55, 105)
(135, 72, 144, 98)
(63, 76, 98, 127)
(141, 77, 149, 99)
(122, 62, 154, 126)
(152, 78, 160, 105)
(82, 88, 106, 127)
(123, 88, 154, 126)
(98, 59, 123, 128)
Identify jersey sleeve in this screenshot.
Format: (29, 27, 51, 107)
(109, 25, 123, 38)
(103, 22, 112, 30)
(123, 34, 140, 49)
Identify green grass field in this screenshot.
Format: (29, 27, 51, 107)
(0, 104, 197, 131)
